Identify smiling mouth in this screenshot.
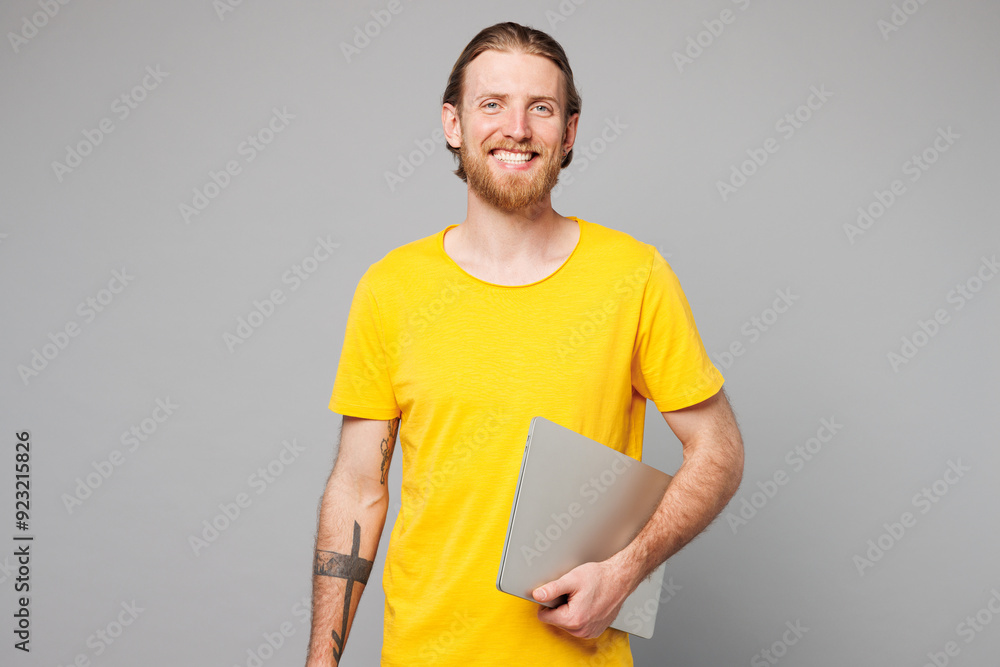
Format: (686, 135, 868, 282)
(490, 149, 537, 164)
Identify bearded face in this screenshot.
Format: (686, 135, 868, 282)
(459, 133, 564, 212)
(446, 51, 575, 211)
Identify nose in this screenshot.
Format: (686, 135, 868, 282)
(502, 106, 531, 143)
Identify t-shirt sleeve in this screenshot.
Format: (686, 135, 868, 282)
(328, 272, 401, 420)
(631, 248, 725, 412)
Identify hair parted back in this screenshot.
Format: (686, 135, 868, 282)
(442, 21, 583, 182)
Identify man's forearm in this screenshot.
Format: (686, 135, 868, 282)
(610, 406, 744, 591)
(306, 481, 388, 666)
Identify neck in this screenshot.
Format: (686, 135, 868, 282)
(460, 190, 565, 263)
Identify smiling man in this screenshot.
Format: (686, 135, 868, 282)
(307, 22, 743, 666)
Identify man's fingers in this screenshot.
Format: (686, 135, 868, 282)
(537, 599, 573, 625)
(538, 602, 593, 637)
(533, 571, 575, 603)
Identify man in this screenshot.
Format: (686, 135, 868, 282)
(307, 21, 743, 666)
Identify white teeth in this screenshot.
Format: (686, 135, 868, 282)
(492, 150, 533, 163)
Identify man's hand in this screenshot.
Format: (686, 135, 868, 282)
(532, 561, 630, 638)
(532, 389, 742, 641)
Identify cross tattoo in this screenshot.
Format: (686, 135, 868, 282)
(314, 521, 373, 662)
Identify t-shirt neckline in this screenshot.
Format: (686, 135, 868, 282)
(438, 216, 584, 288)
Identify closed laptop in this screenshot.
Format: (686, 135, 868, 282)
(496, 416, 673, 639)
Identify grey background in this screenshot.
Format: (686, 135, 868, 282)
(2, 0, 998, 665)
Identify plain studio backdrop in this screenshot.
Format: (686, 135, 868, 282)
(1, 1, 998, 665)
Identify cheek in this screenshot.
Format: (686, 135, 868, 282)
(533, 122, 566, 146)
(467, 115, 502, 137)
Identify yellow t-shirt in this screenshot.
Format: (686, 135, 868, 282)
(329, 217, 723, 665)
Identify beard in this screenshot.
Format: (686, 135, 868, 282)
(460, 138, 564, 212)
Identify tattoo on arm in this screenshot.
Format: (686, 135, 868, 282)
(379, 417, 399, 485)
(314, 521, 374, 663)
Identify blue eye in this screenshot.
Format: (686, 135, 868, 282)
(485, 102, 499, 109)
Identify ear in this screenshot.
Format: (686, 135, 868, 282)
(442, 103, 462, 149)
(562, 112, 580, 156)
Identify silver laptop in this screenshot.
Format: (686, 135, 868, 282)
(496, 416, 673, 639)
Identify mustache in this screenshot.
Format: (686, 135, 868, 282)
(485, 143, 543, 154)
